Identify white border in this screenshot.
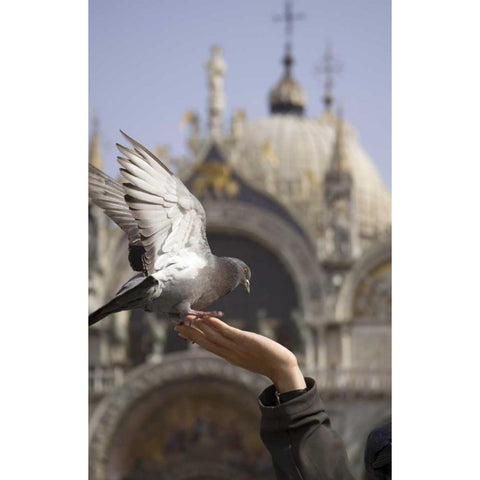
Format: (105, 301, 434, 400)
(2, 1, 87, 478)
(394, 1, 480, 478)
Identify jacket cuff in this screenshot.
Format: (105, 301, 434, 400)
(258, 377, 325, 430)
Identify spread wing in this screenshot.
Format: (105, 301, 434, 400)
(88, 164, 141, 246)
(117, 131, 211, 275)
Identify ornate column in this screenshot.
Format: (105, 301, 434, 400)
(206, 45, 226, 138)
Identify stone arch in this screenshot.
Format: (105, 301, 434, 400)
(335, 240, 391, 322)
(334, 240, 391, 371)
(89, 352, 270, 480)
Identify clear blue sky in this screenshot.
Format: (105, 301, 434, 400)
(89, 0, 391, 188)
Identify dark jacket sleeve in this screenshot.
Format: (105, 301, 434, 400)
(258, 377, 355, 480)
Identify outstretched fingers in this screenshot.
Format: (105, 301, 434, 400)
(174, 323, 232, 360)
(198, 316, 242, 342)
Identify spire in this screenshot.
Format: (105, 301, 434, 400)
(206, 45, 226, 138)
(322, 110, 357, 264)
(330, 109, 349, 173)
(270, 1, 307, 115)
(316, 43, 342, 113)
(89, 118, 103, 169)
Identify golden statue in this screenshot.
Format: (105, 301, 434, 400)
(192, 162, 240, 199)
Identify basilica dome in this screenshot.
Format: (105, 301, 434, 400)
(230, 112, 391, 238)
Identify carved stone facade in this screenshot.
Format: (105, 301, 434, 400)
(89, 46, 391, 480)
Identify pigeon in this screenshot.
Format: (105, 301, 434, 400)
(88, 131, 251, 327)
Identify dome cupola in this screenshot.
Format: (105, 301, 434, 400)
(269, 45, 307, 116)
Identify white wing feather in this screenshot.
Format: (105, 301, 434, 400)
(88, 164, 141, 245)
(117, 131, 211, 275)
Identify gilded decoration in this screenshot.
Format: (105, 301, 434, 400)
(259, 141, 280, 166)
(192, 163, 240, 199)
(304, 170, 319, 187)
(353, 261, 391, 322)
(181, 110, 200, 136)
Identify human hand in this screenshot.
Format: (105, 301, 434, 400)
(175, 316, 306, 393)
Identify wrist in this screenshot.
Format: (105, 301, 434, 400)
(271, 364, 306, 394)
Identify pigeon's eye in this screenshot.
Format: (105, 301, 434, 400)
(243, 267, 248, 275)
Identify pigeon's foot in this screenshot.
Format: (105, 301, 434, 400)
(183, 316, 196, 327)
(175, 310, 224, 326)
(188, 309, 224, 319)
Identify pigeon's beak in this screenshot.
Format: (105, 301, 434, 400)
(243, 279, 250, 294)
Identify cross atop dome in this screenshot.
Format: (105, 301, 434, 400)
(316, 43, 342, 112)
(273, 0, 305, 49)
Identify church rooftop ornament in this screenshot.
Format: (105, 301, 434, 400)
(206, 45, 226, 137)
(270, 1, 307, 116)
(269, 45, 307, 116)
(316, 43, 342, 113)
(329, 108, 350, 174)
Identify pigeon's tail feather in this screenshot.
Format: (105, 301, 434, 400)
(88, 276, 159, 327)
(89, 303, 124, 326)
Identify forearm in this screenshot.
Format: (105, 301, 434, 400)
(270, 364, 306, 393)
(259, 378, 355, 480)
